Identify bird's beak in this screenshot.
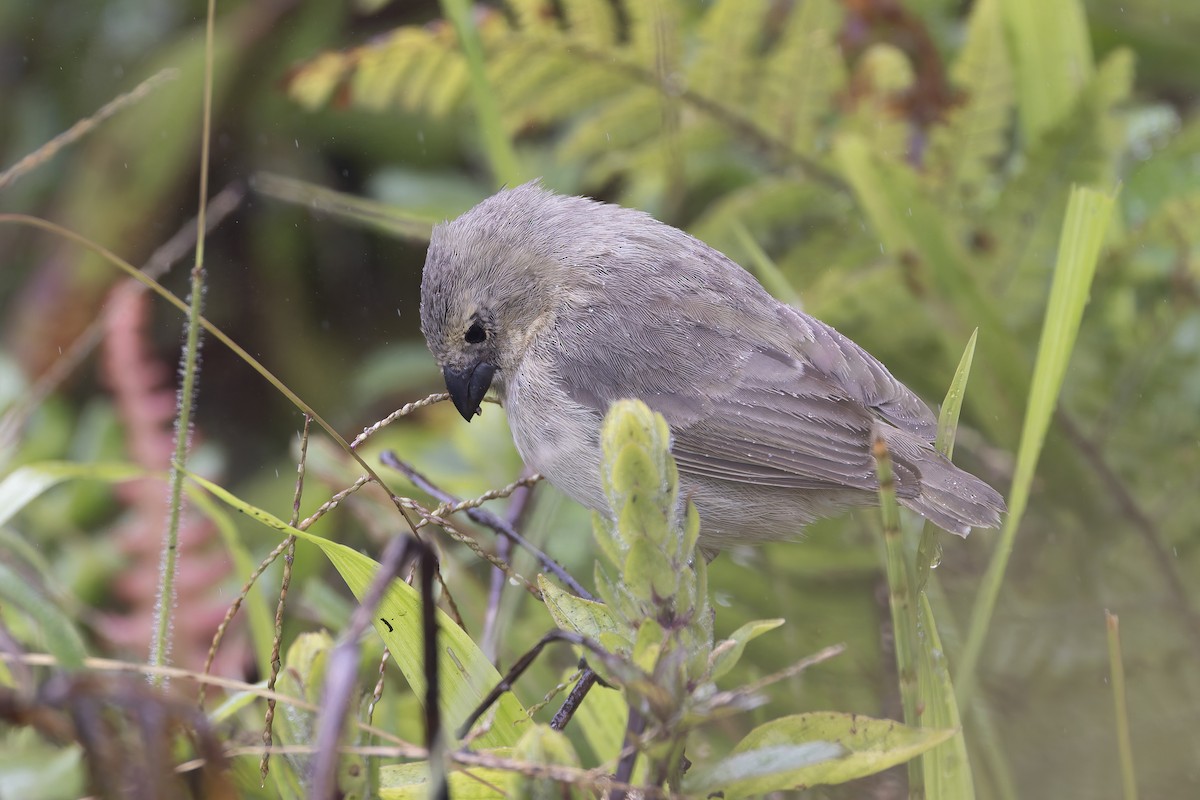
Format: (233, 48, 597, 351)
(442, 361, 496, 421)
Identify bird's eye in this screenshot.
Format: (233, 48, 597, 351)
(465, 322, 486, 344)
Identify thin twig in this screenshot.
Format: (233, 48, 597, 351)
(0, 652, 418, 750)
(550, 666, 601, 731)
(260, 415, 310, 780)
(457, 630, 623, 740)
(298, 474, 373, 530)
(383, 452, 592, 600)
(0, 68, 179, 190)
(350, 393, 449, 448)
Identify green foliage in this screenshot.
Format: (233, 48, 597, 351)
(539, 400, 952, 795)
(183, 470, 529, 750)
(4, 0, 1200, 797)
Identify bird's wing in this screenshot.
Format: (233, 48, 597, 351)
(549, 297, 937, 496)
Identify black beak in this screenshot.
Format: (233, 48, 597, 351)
(442, 362, 496, 421)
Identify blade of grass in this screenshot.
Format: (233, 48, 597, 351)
(917, 329, 978, 592)
(910, 330, 980, 800)
(440, 0, 522, 188)
(956, 185, 1117, 705)
(1105, 611, 1139, 800)
(251, 172, 437, 240)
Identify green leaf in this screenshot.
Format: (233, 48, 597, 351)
(927, 0, 1014, 206)
(182, 470, 527, 747)
(685, 712, 956, 797)
(916, 328, 979, 588)
(574, 681, 628, 764)
(0, 562, 87, 669)
(537, 575, 625, 643)
(917, 593, 975, 800)
(512, 726, 584, 800)
(0, 461, 144, 529)
(957, 184, 1118, 703)
(709, 618, 784, 681)
(378, 751, 514, 799)
(756, 0, 843, 153)
(1002, 0, 1093, 142)
(682, 742, 846, 797)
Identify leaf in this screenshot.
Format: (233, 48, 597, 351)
(957, 185, 1118, 703)
(926, 0, 1014, 206)
(512, 726, 584, 800)
(537, 575, 625, 643)
(573, 681, 628, 764)
(916, 328, 979, 589)
(685, 712, 956, 797)
(378, 751, 514, 799)
(0, 562, 87, 669)
(916, 593, 975, 800)
(682, 742, 846, 797)
(756, 0, 844, 152)
(1001, 0, 1093, 142)
(0, 461, 144, 529)
(708, 618, 784, 682)
(183, 471, 528, 747)
(690, 0, 769, 105)
(991, 49, 1133, 316)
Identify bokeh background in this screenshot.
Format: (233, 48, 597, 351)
(1, 0, 1198, 797)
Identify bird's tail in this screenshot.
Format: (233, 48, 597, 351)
(899, 450, 1006, 537)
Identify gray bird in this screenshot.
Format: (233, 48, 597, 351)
(420, 182, 1005, 550)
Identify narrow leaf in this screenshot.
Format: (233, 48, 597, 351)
(184, 470, 528, 747)
(957, 185, 1117, 703)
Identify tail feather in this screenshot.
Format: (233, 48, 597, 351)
(899, 452, 1006, 537)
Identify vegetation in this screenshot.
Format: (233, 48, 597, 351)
(1, 0, 1198, 797)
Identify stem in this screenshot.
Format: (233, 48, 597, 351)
(1105, 611, 1139, 800)
(149, 0, 216, 679)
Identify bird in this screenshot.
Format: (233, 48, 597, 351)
(419, 181, 1005, 551)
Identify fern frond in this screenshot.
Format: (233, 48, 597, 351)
(689, 0, 769, 105)
(558, 87, 662, 164)
(755, 0, 845, 154)
(561, 0, 619, 49)
(622, 0, 683, 69)
(990, 49, 1133, 314)
(505, 0, 557, 33)
(926, 0, 1015, 208)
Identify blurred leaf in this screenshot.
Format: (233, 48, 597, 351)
(252, 172, 437, 241)
(958, 184, 1118, 703)
(0, 734, 85, 800)
(683, 741, 846, 798)
(709, 618, 784, 682)
(0, 461, 143, 529)
(0, 562, 86, 668)
(379, 754, 514, 799)
(512, 725, 583, 800)
(927, 0, 1014, 206)
(685, 712, 955, 797)
(1003, 0, 1094, 142)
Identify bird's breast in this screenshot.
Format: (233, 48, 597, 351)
(505, 360, 607, 513)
